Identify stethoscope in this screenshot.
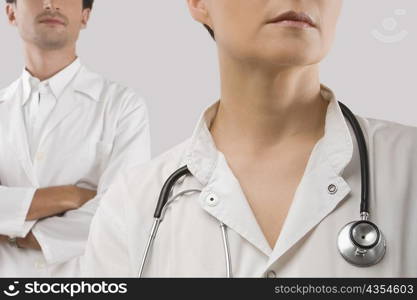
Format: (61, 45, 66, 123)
(139, 102, 386, 277)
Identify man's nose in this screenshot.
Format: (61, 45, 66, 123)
(43, 0, 60, 11)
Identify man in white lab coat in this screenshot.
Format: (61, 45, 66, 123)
(82, 0, 417, 277)
(0, 0, 150, 276)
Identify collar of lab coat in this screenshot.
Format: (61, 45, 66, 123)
(21, 58, 82, 105)
(183, 83, 354, 261)
(185, 84, 353, 185)
(0, 58, 103, 104)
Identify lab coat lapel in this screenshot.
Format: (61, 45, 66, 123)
(37, 89, 84, 147)
(0, 82, 38, 185)
(265, 154, 352, 270)
(184, 103, 272, 256)
(264, 86, 355, 270)
(198, 153, 273, 256)
(37, 66, 103, 147)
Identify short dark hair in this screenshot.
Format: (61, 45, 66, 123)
(5, 0, 94, 9)
(204, 24, 215, 40)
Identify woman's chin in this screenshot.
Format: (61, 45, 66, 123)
(253, 51, 321, 68)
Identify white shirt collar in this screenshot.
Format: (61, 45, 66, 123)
(184, 83, 354, 186)
(21, 58, 82, 106)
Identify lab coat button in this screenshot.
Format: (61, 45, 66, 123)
(205, 193, 219, 207)
(36, 152, 45, 161)
(266, 270, 277, 278)
(39, 82, 50, 94)
(328, 184, 338, 195)
(34, 260, 45, 269)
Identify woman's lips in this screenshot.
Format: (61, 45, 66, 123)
(267, 10, 317, 29)
(273, 19, 314, 29)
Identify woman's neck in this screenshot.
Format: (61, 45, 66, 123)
(210, 57, 329, 155)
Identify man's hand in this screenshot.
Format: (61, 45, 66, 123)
(26, 185, 97, 221)
(0, 233, 41, 250)
(0, 235, 9, 243)
(16, 232, 41, 250)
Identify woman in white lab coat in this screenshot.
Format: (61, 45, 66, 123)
(82, 0, 417, 277)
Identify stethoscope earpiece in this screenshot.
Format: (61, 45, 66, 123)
(337, 220, 386, 267)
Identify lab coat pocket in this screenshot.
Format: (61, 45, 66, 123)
(76, 140, 113, 189)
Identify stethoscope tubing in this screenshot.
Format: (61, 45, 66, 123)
(338, 102, 370, 215)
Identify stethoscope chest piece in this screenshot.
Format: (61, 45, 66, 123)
(337, 220, 386, 267)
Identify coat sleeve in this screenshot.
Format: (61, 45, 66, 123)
(0, 186, 37, 237)
(31, 91, 151, 265)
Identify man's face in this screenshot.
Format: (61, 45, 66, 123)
(6, 0, 91, 50)
(189, 0, 343, 68)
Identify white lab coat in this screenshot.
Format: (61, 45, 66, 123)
(0, 62, 151, 277)
(82, 84, 417, 277)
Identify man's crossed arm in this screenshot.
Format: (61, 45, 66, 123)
(0, 185, 96, 250)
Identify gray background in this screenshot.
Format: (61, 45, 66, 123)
(1, 0, 416, 157)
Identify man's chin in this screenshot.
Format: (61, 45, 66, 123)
(35, 35, 69, 50)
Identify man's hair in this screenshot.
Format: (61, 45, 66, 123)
(5, 0, 94, 9)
